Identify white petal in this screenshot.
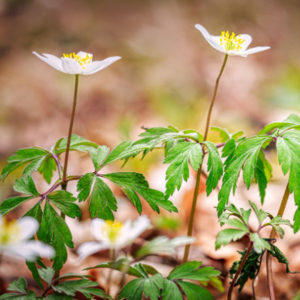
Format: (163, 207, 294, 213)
(77, 51, 93, 60)
(18, 217, 39, 241)
(241, 46, 271, 57)
(6, 241, 55, 261)
(61, 57, 83, 74)
(194, 24, 225, 53)
(91, 218, 107, 242)
(127, 215, 151, 241)
(239, 34, 252, 50)
(32, 52, 64, 72)
(77, 241, 108, 263)
(83, 56, 121, 75)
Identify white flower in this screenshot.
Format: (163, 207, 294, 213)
(32, 51, 121, 75)
(0, 215, 55, 261)
(77, 216, 151, 262)
(195, 24, 270, 57)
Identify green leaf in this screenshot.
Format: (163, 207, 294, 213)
(215, 229, 247, 250)
(38, 156, 57, 184)
(118, 272, 164, 300)
(220, 218, 249, 233)
(249, 201, 270, 224)
(7, 277, 27, 294)
(38, 267, 55, 285)
(212, 127, 243, 143)
(161, 279, 182, 300)
(38, 201, 73, 270)
(46, 294, 73, 300)
(1, 147, 49, 181)
(77, 172, 94, 202)
(218, 135, 272, 216)
(104, 172, 177, 214)
(250, 233, 271, 253)
(89, 145, 110, 170)
(26, 261, 44, 289)
(0, 196, 33, 216)
(24, 202, 43, 223)
(102, 141, 133, 167)
(202, 142, 223, 196)
(48, 190, 81, 218)
(177, 281, 213, 300)
(52, 279, 111, 299)
(222, 139, 236, 159)
(168, 261, 221, 281)
(269, 244, 298, 274)
(163, 143, 203, 198)
(13, 176, 39, 196)
(57, 134, 98, 154)
(229, 249, 262, 293)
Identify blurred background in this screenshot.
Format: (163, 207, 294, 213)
(1, 0, 300, 299)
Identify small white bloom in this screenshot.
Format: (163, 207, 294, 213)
(32, 51, 121, 75)
(77, 215, 151, 262)
(195, 24, 270, 57)
(0, 215, 55, 261)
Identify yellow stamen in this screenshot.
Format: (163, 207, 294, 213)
(0, 217, 21, 245)
(102, 220, 123, 243)
(62, 52, 93, 69)
(220, 31, 245, 51)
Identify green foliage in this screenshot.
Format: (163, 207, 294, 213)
(211, 126, 243, 142)
(216, 202, 291, 253)
(163, 142, 203, 198)
(229, 249, 262, 293)
(38, 202, 73, 270)
(118, 262, 219, 300)
(203, 141, 223, 196)
(77, 172, 177, 218)
(218, 135, 273, 216)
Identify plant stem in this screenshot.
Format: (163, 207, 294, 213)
(53, 74, 80, 283)
(203, 54, 228, 141)
(182, 54, 228, 263)
(227, 241, 253, 300)
(266, 184, 290, 300)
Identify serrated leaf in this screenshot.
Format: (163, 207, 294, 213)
(0, 196, 33, 216)
(269, 244, 298, 274)
(77, 172, 94, 202)
(250, 233, 271, 253)
(52, 279, 111, 299)
(38, 267, 55, 285)
(168, 261, 220, 281)
(26, 261, 44, 289)
(202, 141, 223, 196)
(13, 176, 39, 196)
(161, 279, 182, 300)
(104, 172, 177, 214)
(102, 141, 133, 167)
(163, 143, 203, 198)
(38, 202, 73, 270)
(177, 281, 213, 300)
(24, 202, 43, 223)
(215, 229, 247, 250)
(222, 139, 236, 159)
(7, 277, 27, 294)
(218, 136, 272, 216)
(38, 156, 57, 184)
(57, 134, 98, 154)
(221, 218, 249, 232)
(118, 273, 164, 300)
(240, 208, 251, 225)
(249, 201, 270, 224)
(48, 190, 81, 218)
(89, 145, 110, 170)
(211, 127, 230, 142)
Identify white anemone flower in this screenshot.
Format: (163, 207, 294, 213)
(77, 216, 151, 262)
(32, 51, 121, 75)
(0, 215, 55, 261)
(195, 24, 270, 57)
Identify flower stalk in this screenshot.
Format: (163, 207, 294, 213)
(183, 54, 228, 263)
(266, 184, 290, 300)
(54, 74, 79, 283)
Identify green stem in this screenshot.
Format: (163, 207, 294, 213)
(227, 241, 253, 300)
(266, 184, 290, 300)
(182, 54, 228, 263)
(53, 74, 79, 283)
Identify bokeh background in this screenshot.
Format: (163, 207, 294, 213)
(1, 0, 300, 299)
